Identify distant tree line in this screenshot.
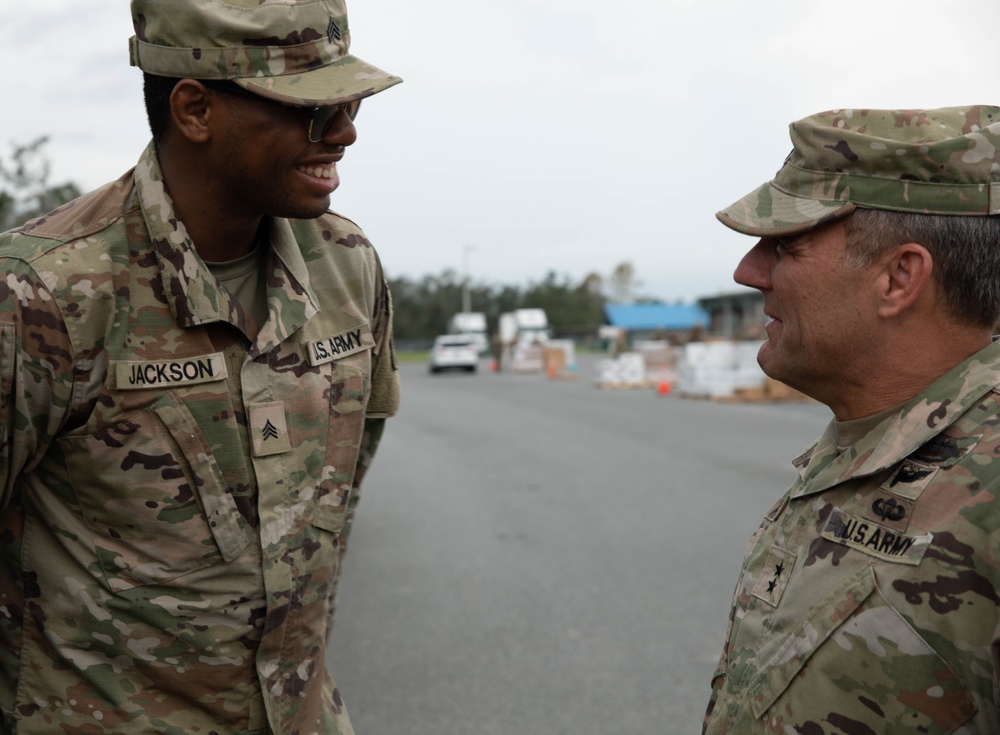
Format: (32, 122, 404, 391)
(0, 137, 81, 231)
(389, 262, 650, 345)
(389, 269, 607, 345)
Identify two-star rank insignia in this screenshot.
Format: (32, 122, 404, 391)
(766, 561, 785, 594)
(752, 545, 796, 608)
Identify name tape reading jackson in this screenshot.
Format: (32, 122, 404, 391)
(308, 326, 374, 366)
(112, 354, 228, 390)
(821, 509, 933, 565)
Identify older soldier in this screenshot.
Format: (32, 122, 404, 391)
(0, 1, 400, 733)
(704, 106, 1000, 734)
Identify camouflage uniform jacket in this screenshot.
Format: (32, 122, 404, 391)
(703, 340, 1000, 734)
(0, 143, 400, 735)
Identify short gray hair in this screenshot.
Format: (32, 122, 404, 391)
(843, 209, 1000, 329)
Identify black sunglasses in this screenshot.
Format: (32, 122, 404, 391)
(201, 80, 362, 143)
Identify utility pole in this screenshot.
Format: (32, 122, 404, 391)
(462, 244, 476, 313)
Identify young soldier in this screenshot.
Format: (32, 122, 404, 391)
(0, 1, 401, 732)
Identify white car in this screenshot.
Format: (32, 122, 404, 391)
(429, 335, 479, 374)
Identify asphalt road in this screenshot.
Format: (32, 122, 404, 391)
(327, 354, 832, 735)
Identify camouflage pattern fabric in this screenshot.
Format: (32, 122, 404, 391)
(0, 142, 399, 734)
(717, 105, 1000, 237)
(703, 339, 1000, 734)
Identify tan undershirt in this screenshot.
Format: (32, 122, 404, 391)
(835, 402, 906, 451)
(207, 242, 269, 332)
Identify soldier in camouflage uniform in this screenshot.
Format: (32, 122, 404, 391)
(703, 106, 1000, 734)
(0, 1, 401, 733)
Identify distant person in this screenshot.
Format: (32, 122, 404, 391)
(703, 106, 1000, 733)
(612, 328, 628, 357)
(0, 0, 400, 732)
(492, 330, 504, 371)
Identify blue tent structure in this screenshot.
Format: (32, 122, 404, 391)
(604, 303, 709, 335)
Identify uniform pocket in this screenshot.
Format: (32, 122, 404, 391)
(300, 360, 366, 542)
(58, 391, 250, 591)
(316, 360, 368, 504)
(748, 565, 976, 733)
(312, 504, 346, 535)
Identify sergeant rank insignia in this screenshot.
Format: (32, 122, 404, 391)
(249, 402, 292, 457)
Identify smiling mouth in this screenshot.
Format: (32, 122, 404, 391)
(297, 163, 337, 179)
(763, 313, 783, 335)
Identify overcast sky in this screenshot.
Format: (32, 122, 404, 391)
(3, 1, 999, 302)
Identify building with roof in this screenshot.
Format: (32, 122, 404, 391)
(697, 289, 766, 339)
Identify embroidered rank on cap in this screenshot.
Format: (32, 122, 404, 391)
(249, 402, 292, 457)
(327, 17, 342, 43)
(822, 509, 932, 565)
(751, 545, 795, 608)
(113, 353, 227, 390)
(308, 326, 373, 366)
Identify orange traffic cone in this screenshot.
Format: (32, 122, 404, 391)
(657, 380, 671, 396)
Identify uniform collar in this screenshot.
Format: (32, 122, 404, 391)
(133, 142, 318, 353)
(791, 339, 1000, 497)
(254, 217, 319, 355)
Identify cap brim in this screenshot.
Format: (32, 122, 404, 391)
(716, 181, 856, 237)
(235, 54, 401, 106)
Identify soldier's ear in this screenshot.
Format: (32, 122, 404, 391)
(169, 80, 213, 144)
(876, 242, 933, 319)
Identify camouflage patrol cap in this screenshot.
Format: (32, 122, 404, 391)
(718, 106, 1000, 237)
(129, 0, 401, 107)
